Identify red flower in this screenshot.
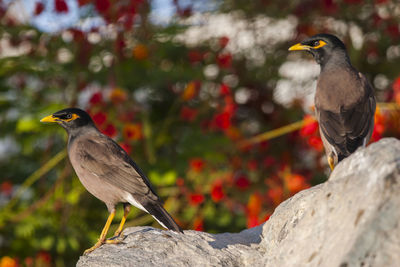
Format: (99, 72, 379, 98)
(95, 0, 111, 13)
(259, 140, 269, 150)
(210, 181, 224, 202)
(89, 92, 103, 105)
(189, 193, 205, 206)
(393, 77, 400, 92)
(34, 2, 45, 15)
(263, 156, 276, 168)
(116, 35, 126, 54)
(308, 136, 324, 151)
(247, 214, 259, 228)
(119, 142, 132, 154)
(371, 110, 385, 142)
(286, 174, 309, 194)
(110, 88, 127, 104)
(71, 29, 84, 41)
(1, 181, 12, 196)
(36, 251, 51, 263)
(193, 217, 204, 231)
(219, 83, 231, 96)
(247, 160, 258, 171)
(235, 174, 250, 190)
(102, 123, 117, 137)
(180, 106, 198, 122)
(189, 158, 205, 172)
(92, 111, 107, 126)
(322, 0, 337, 14)
(246, 193, 263, 228)
(247, 193, 262, 217)
(123, 123, 142, 141)
(386, 23, 400, 39)
(214, 112, 231, 130)
(54, 0, 68, 13)
(118, 111, 135, 122)
(24, 257, 34, 266)
(216, 53, 232, 68)
(176, 178, 185, 187)
(223, 96, 236, 113)
(300, 115, 318, 137)
(267, 187, 283, 206)
(219, 36, 229, 49)
(188, 51, 204, 63)
(371, 123, 384, 141)
(393, 77, 400, 104)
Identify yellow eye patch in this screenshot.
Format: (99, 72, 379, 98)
(312, 40, 327, 49)
(63, 113, 80, 122)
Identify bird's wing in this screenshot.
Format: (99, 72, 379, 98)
(74, 136, 160, 203)
(318, 73, 376, 158)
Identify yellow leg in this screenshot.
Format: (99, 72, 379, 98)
(328, 156, 335, 171)
(106, 205, 131, 244)
(84, 210, 115, 255)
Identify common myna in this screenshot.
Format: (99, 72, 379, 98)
(41, 108, 182, 254)
(289, 33, 376, 170)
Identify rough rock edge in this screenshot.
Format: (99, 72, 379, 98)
(77, 138, 400, 267)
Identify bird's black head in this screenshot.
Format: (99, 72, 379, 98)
(40, 108, 95, 133)
(289, 33, 349, 67)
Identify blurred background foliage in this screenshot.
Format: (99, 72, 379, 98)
(1, 0, 400, 266)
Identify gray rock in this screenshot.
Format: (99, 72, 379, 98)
(77, 226, 263, 267)
(77, 138, 400, 267)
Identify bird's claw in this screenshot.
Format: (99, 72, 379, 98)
(106, 233, 125, 244)
(328, 156, 335, 171)
(83, 241, 104, 255)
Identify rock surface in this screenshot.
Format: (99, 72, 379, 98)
(77, 138, 400, 267)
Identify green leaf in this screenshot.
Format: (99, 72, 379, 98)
(68, 237, 79, 251)
(15, 222, 35, 238)
(149, 170, 177, 186)
(16, 117, 40, 133)
(57, 238, 66, 253)
(41, 235, 54, 250)
(66, 188, 81, 205)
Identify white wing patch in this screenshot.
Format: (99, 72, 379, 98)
(125, 193, 168, 229)
(125, 193, 147, 212)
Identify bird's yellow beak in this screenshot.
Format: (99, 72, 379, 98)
(288, 43, 311, 51)
(40, 115, 58, 123)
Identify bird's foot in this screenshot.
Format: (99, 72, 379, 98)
(105, 233, 125, 244)
(83, 241, 104, 255)
(105, 238, 123, 244)
(328, 156, 335, 171)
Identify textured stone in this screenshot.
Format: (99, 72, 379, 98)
(77, 138, 400, 267)
(77, 226, 263, 267)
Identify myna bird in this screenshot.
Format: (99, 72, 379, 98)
(289, 33, 376, 170)
(41, 108, 182, 254)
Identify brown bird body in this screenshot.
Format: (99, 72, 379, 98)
(316, 65, 375, 162)
(41, 108, 182, 254)
(289, 34, 376, 169)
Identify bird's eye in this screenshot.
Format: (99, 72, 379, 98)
(313, 40, 320, 47)
(66, 113, 72, 119)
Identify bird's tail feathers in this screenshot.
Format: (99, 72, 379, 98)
(143, 202, 183, 233)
